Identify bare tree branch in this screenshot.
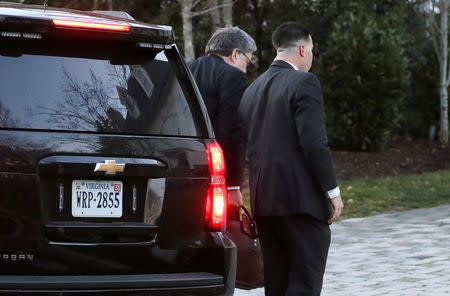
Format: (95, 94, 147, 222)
(192, 0, 203, 8)
(191, 3, 230, 17)
(178, 0, 233, 61)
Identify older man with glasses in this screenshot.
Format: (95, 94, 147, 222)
(188, 27, 257, 209)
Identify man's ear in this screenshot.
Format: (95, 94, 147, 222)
(230, 48, 240, 62)
(298, 45, 305, 57)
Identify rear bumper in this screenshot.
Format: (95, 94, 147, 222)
(0, 272, 224, 295)
(0, 233, 237, 296)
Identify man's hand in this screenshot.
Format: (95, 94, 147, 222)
(228, 189, 243, 208)
(328, 195, 344, 224)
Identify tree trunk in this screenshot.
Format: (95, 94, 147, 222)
(210, 0, 221, 31)
(439, 85, 449, 144)
(93, 0, 98, 9)
(223, 0, 232, 26)
(107, 0, 113, 10)
(180, 1, 195, 61)
(440, 0, 449, 145)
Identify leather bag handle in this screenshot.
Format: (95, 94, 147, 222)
(240, 205, 259, 239)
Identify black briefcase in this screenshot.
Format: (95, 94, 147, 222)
(226, 205, 264, 290)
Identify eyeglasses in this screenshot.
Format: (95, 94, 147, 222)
(239, 51, 253, 67)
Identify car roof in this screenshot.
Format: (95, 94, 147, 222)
(0, 2, 174, 43)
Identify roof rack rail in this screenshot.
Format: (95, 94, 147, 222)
(91, 10, 135, 20)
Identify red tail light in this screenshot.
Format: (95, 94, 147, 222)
(206, 142, 225, 176)
(205, 142, 227, 229)
(52, 19, 131, 32)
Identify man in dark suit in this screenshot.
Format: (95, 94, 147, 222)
(239, 22, 344, 295)
(188, 27, 256, 208)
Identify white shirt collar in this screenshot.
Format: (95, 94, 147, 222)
(284, 60, 299, 71)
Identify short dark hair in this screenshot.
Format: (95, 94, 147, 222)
(272, 22, 311, 50)
(205, 27, 256, 56)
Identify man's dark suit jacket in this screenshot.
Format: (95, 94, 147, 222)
(188, 55, 247, 187)
(239, 60, 337, 222)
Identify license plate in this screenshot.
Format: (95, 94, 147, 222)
(72, 180, 123, 218)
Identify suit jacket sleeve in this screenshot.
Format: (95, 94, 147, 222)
(216, 69, 248, 187)
(291, 73, 337, 193)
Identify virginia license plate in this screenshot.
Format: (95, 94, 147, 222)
(72, 180, 123, 218)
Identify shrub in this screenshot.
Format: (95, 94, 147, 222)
(317, 11, 409, 151)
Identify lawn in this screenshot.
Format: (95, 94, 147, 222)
(242, 170, 450, 219)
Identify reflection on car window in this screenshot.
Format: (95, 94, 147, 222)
(0, 51, 198, 137)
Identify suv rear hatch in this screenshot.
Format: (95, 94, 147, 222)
(0, 7, 226, 281)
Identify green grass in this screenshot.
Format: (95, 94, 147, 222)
(242, 170, 450, 219)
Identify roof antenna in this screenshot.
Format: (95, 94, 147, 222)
(43, 0, 48, 12)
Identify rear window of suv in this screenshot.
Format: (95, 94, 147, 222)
(0, 47, 200, 137)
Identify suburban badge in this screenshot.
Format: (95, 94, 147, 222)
(1, 253, 34, 262)
(94, 160, 125, 175)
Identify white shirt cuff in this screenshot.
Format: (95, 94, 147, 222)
(327, 186, 340, 199)
(227, 186, 240, 191)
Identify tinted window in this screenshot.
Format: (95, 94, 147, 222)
(0, 51, 199, 137)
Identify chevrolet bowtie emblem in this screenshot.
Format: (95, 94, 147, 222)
(94, 160, 125, 175)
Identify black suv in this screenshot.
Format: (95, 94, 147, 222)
(0, 3, 235, 295)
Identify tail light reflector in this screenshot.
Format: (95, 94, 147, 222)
(52, 19, 131, 32)
(205, 142, 227, 230)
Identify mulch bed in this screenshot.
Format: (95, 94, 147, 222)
(332, 136, 450, 181)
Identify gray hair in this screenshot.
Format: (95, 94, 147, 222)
(205, 26, 257, 56)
